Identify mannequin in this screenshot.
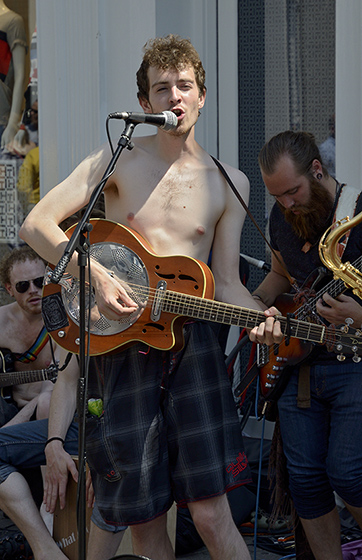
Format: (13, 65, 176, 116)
(0, 0, 27, 148)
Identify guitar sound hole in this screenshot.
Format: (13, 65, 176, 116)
(143, 323, 165, 332)
(155, 272, 176, 280)
(178, 274, 198, 282)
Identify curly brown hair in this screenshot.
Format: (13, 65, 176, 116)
(136, 34, 206, 102)
(0, 246, 46, 287)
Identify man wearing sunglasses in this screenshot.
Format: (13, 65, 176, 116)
(0, 245, 55, 426)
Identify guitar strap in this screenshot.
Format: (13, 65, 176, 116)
(210, 155, 298, 290)
(14, 325, 49, 363)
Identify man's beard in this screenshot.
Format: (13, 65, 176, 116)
(279, 178, 335, 243)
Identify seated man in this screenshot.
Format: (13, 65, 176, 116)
(0, 350, 126, 560)
(0, 245, 56, 426)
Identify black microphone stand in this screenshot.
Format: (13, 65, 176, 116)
(50, 120, 136, 560)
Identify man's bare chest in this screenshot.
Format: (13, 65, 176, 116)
(0, 320, 52, 371)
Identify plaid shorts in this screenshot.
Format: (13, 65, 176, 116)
(86, 322, 251, 526)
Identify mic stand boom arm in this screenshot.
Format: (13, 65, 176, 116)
(50, 120, 136, 560)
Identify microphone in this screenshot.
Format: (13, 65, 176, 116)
(108, 110, 178, 131)
(240, 253, 271, 272)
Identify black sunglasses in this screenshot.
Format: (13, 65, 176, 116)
(15, 276, 44, 294)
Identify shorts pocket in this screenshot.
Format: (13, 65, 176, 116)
(86, 414, 122, 482)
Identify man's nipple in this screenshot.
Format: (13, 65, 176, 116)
(197, 226, 205, 235)
(127, 212, 135, 222)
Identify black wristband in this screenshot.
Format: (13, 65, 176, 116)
(44, 436, 65, 448)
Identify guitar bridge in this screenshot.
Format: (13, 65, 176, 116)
(150, 281, 167, 322)
(256, 343, 269, 367)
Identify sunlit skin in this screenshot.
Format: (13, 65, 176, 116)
(20, 62, 279, 560)
(139, 66, 205, 137)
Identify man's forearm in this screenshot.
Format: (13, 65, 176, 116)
(2, 397, 39, 428)
(253, 270, 292, 308)
(47, 354, 78, 441)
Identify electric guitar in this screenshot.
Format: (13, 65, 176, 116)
(41, 219, 362, 366)
(0, 348, 58, 401)
(257, 256, 362, 398)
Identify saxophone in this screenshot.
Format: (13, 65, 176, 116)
(319, 211, 362, 300)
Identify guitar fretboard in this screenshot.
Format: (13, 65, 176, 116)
(161, 291, 326, 344)
(0, 368, 55, 388)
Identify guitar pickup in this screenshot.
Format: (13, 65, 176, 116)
(256, 343, 269, 367)
(150, 281, 167, 322)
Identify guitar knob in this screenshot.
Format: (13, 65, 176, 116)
(264, 382, 272, 388)
(266, 374, 276, 379)
(57, 330, 65, 338)
(75, 338, 80, 346)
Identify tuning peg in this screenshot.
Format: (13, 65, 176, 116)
(353, 354, 361, 363)
(342, 317, 354, 333)
(337, 354, 346, 362)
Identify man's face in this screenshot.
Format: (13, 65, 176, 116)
(262, 155, 334, 241)
(6, 258, 45, 315)
(139, 65, 206, 135)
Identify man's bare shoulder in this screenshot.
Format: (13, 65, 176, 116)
(212, 158, 250, 194)
(0, 301, 16, 322)
(0, 302, 17, 345)
(217, 159, 249, 184)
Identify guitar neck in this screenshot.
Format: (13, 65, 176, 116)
(0, 369, 51, 388)
(162, 291, 326, 345)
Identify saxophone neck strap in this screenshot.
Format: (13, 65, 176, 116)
(332, 183, 361, 258)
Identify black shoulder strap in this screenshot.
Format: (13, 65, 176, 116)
(211, 155, 297, 289)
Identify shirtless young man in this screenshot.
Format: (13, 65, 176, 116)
(20, 35, 279, 560)
(0, 246, 55, 425)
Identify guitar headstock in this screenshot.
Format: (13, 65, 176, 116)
(327, 324, 362, 363)
(47, 364, 59, 383)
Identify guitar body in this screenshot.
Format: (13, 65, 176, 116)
(43, 219, 215, 355)
(0, 348, 15, 402)
(258, 293, 315, 398)
(42, 219, 362, 363)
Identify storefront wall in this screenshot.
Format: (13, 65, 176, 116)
(36, 0, 239, 195)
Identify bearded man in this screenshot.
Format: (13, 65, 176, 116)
(249, 130, 362, 560)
